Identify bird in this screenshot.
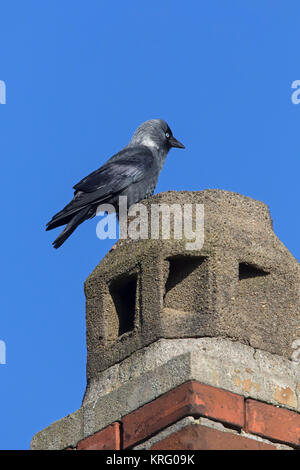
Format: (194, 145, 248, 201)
(46, 119, 185, 248)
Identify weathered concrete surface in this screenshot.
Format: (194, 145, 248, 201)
(31, 408, 83, 451)
(85, 190, 300, 377)
(31, 337, 300, 449)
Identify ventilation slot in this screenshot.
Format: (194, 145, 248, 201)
(164, 255, 208, 313)
(165, 256, 206, 294)
(239, 263, 269, 280)
(109, 274, 137, 336)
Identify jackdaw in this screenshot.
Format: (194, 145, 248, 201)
(46, 119, 185, 248)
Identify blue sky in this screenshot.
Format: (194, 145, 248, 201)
(0, 1, 299, 450)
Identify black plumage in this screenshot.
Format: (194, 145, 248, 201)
(46, 119, 184, 248)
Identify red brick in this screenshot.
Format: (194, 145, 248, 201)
(150, 424, 276, 450)
(122, 381, 244, 448)
(245, 400, 300, 447)
(77, 422, 120, 450)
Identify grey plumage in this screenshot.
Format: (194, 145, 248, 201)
(46, 119, 185, 248)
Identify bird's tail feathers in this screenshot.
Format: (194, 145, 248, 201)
(52, 207, 90, 249)
(46, 213, 74, 231)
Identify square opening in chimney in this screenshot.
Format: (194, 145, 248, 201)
(164, 255, 208, 313)
(109, 273, 137, 336)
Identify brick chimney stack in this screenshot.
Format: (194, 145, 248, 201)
(31, 190, 300, 450)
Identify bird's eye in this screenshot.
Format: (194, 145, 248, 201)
(165, 132, 170, 139)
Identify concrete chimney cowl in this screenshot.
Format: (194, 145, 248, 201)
(31, 190, 300, 451)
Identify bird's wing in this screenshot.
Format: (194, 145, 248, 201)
(73, 146, 154, 195)
(46, 146, 154, 228)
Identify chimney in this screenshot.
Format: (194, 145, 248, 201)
(31, 190, 300, 450)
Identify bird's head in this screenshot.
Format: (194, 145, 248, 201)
(130, 119, 185, 152)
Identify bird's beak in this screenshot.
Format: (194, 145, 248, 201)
(169, 136, 185, 149)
